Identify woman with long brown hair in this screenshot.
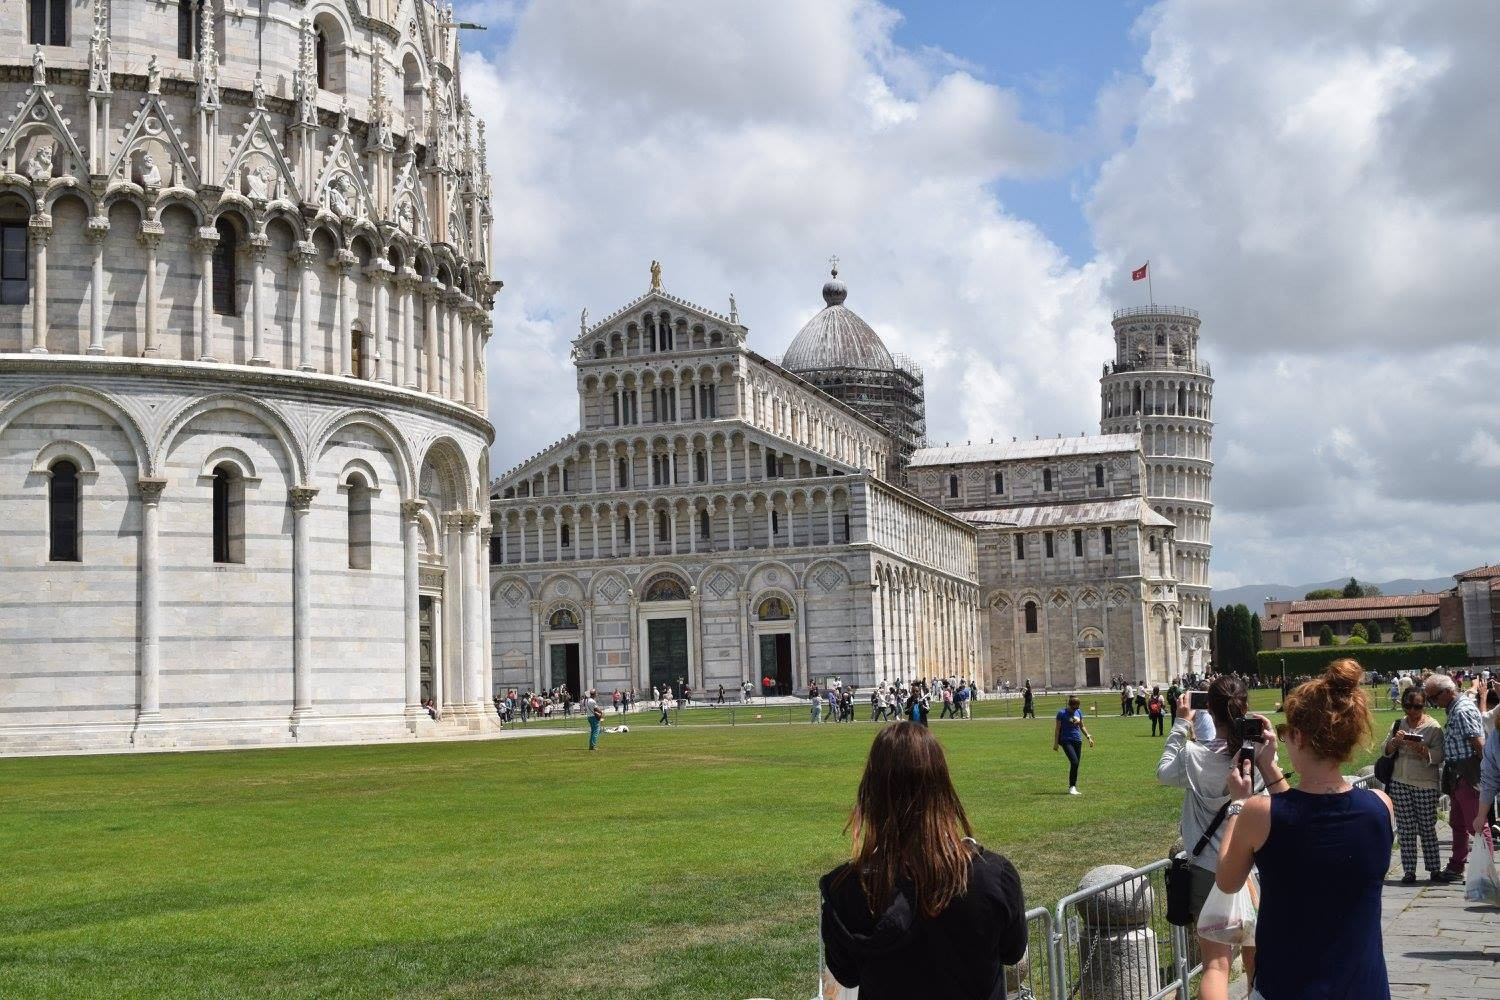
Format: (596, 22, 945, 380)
(820, 721, 1027, 999)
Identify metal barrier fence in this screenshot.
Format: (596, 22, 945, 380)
(1052, 859, 1199, 1000)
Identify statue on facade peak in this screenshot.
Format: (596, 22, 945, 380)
(650, 260, 662, 291)
(32, 45, 45, 85)
(579, 308, 588, 334)
(147, 55, 160, 95)
(252, 73, 266, 109)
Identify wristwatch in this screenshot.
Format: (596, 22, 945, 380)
(1226, 801, 1245, 818)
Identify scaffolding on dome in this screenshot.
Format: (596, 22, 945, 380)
(794, 355, 927, 483)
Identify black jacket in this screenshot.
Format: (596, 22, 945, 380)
(820, 846, 1027, 1000)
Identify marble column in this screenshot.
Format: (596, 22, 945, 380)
(293, 241, 318, 371)
(459, 511, 484, 713)
(446, 292, 462, 400)
(138, 220, 165, 357)
(27, 218, 49, 353)
(247, 234, 270, 365)
(335, 250, 356, 376)
(88, 218, 110, 354)
(368, 262, 392, 383)
(400, 270, 419, 389)
(794, 587, 810, 690)
(401, 499, 423, 726)
(133, 477, 168, 741)
(289, 486, 319, 733)
(581, 600, 595, 691)
(194, 227, 218, 361)
(423, 280, 441, 393)
(461, 306, 476, 407)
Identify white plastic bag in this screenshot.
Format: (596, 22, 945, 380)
(1464, 827, 1500, 906)
(1197, 874, 1259, 947)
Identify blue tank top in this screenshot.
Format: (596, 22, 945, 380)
(1253, 786, 1393, 999)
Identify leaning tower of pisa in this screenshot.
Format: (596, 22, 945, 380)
(0, 0, 500, 753)
(1100, 305, 1214, 673)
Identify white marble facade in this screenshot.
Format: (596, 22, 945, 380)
(0, 0, 497, 753)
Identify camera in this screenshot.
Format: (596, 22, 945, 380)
(1235, 716, 1265, 764)
(1189, 691, 1209, 711)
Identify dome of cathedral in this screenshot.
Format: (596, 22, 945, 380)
(781, 270, 895, 373)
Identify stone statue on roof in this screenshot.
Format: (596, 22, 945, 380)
(650, 260, 661, 290)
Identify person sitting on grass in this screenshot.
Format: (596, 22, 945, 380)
(820, 722, 1027, 1000)
(1216, 658, 1394, 999)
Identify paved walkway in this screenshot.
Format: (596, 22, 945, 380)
(1382, 821, 1499, 998)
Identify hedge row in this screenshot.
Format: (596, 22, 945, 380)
(1255, 643, 1468, 678)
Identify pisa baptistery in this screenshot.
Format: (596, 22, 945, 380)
(0, 0, 499, 752)
(1100, 306, 1214, 674)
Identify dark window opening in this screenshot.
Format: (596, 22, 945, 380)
(699, 511, 710, 539)
(993, 471, 1003, 494)
(1044, 531, 1054, 558)
(29, 0, 67, 46)
(560, 523, 571, 547)
(1073, 529, 1083, 557)
(617, 457, 629, 488)
(1094, 463, 1104, 488)
(1024, 601, 1038, 634)
(315, 30, 329, 89)
(656, 510, 669, 542)
(0, 222, 29, 306)
(771, 510, 780, 534)
(1103, 527, 1113, 555)
(1043, 468, 1053, 492)
(212, 220, 238, 315)
(47, 459, 80, 562)
(346, 476, 371, 569)
(948, 474, 958, 498)
(211, 464, 245, 564)
(1014, 534, 1025, 560)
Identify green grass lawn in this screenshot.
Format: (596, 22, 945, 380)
(0, 690, 1377, 1000)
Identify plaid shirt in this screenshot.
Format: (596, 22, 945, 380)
(1442, 693, 1484, 762)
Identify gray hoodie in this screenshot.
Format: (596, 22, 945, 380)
(1156, 718, 1262, 871)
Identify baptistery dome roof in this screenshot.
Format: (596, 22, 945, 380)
(781, 269, 895, 373)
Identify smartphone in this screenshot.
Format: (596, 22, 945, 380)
(1400, 732, 1422, 742)
(1189, 691, 1209, 711)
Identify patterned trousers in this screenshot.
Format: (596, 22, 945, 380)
(1390, 780, 1441, 875)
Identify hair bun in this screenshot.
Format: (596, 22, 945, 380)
(1326, 658, 1363, 692)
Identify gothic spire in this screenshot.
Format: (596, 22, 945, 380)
(88, 0, 111, 96)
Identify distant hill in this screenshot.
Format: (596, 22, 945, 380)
(1211, 576, 1456, 613)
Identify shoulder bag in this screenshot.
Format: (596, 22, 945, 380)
(1166, 800, 1231, 926)
(1373, 721, 1399, 786)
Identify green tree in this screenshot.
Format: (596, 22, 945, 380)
(1345, 634, 1367, 645)
(1319, 625, 1335, 646)
(1304, 588, 1342, 600)
(1233, 604, 1256, 674)
(1350, 622, 1368, 642)
(1251, 612, 1263, 654)
(1342, 577, 1362, 599)
(1394, 615, 1413, 643)
(1361, 584, 1382, 597)
(1365, 619, 1382, 644)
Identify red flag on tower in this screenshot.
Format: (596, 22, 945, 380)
(1131, 262, 1149, 281)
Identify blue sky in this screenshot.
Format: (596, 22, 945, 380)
(469, 0, 1500, 589)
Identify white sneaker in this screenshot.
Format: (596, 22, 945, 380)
(1069, 787, 1081, 796)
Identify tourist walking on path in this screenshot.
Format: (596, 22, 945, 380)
(1157, 675, 1263, 1000)
(583, 689, 601, 750)
(1423, 673, 1485, 882)
(1053, 696, 1094, 795)
(657, 693, 673, 726)
(1380, 687, 1445, 883)
(819, 722, 1027, 1000)
(1022, 681, 1035, 719)
(1217, 658, 1394, 999)
(1147, 686, 1166, 737)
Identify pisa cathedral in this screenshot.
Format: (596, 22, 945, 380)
(488, 271, 1215, 700)
(0, 0, 499, 753)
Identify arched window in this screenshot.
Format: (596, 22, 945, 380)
(616, 457, 629, 488)
(351, 328, 364, 378)
(346, 475, 371, 569)
(212, 218, 239, 315)
(757, 596, 792, 620)
(643, 576, 688, 602)
(211, 463, 245, 564)
(993, 471, 1003, 494)
(621, 516, 632, 543)
(656, 510, 669, 542)
(315, 28, 329, 89)
(948, 474, 958, 498)
(1024, 600, 1039, 634)
(29, 0, 67, 45)
(548, 608, 579, 630)
(771, 510, 780, 534)
(177, 0, 202, 59)
(1042, 468, 1053, 492)
(47, 459, 80, 562)
(402, 54, 423, 130)
(560, 523, 571, 548)
(698, 510, 710, 539)
(694, 450, 706, 483)
(1095, 463, 1105, 488)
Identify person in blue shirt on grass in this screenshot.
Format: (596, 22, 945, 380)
(1052, 695, 1095, 795)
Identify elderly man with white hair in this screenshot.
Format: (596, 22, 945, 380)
(1423, 673, 1486, 883)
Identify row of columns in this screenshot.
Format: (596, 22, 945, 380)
(23, 216, 489, 414)
(520, 440, 823, 498)
(1102, 377, 1213, 421)
(128, 477, 490, 740)
(494, 493, 849, 566)
(873, 573, 980, 684)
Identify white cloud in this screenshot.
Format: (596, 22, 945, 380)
(474, 0, 1500, 591)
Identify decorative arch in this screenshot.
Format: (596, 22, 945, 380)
(639, 571, 691, 602)
(31, 439, 98, 478)
(310, 409, 416, 499)
(417, 435, 474, 511)
(545, 601, 582, 631)
(0, 385, 150, 477)
(156, 393, 305, 485)
(197, 445, 261, 482)
(754, 591, 796, 621)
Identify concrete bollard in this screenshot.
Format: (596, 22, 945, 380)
(1357, 764, 1384, 794)
(1004, 951, 1032, 998)
(1075, 864, 1161, 1000)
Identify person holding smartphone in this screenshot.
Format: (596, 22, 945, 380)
(1382, 688, 1445, 883)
